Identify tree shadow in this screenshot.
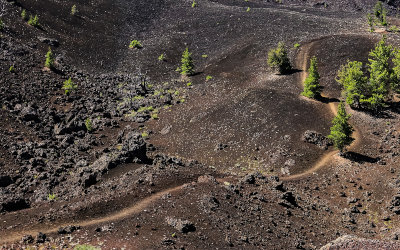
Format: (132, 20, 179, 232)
(279, 68, 302, 75)
(387, 100, 400, 115)
(191, 71, 204, 76)
(317, 96, 340, 104)
(343, 151, 379, 164)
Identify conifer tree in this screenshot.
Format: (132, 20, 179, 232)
(363, 35, 392, 111)
(336, 61, 368, 108)
(367, 13, 375, 32)
(178, 47, 194, 76)
(45, 47, 54, 69)
(267, 42, 292, 74)
(374, 1, 387, 26)
(391, 48, 400, 93)
(328, 102, 354, 153)
(302, 56, 322, 99)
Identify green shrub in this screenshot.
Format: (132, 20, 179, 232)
(28, 15, 39, 27)
(389, 25, 399, 33)
(62, 78, 78, 95)
(21, 9, 27, 20)
(294, 43, 300, 48)
(367, 13, 375, 32)
(206, 75, 213, 81)
(327, 102, 354, 153)
(301, 56, 322, 99)
(192, 0, 197, 8)
(71, 5, 78, 15)
(391, 48, 400, 93)
(158, 53, 166, 61)
(336, 61, 368, 108)
(374, 1, 388, 26)
(45, 47, 54, 69)
(177, 47, 195, 76)
(364, 35, 392, 110)
(85, 118, 93, 132)
(267, 42, 292, 74)
(9, 65, 15, 73)
(47, 193, 57, 201)
(129, 40, 142, 49)
(246, 7, 251, 12)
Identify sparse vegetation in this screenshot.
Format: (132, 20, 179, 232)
(85, 118, 93, 132)
(206, 75, 213, 81)
(62, 78, 78, 95)
(21, 9, 27, 20)
(267, 42, 292, 74)
(337, 36, 396, 111)
(47, 193, 57, 201)
(0, 19, 3, 31)
(327, 102, 354, 153)
(45, 47, 54, 69)
(192, 0, 197, 8)
(9, 65, 14, 73)
(246, 7, 251, 12)
(71, 5, 78, 15)
(365, 35, 392, 111)
(294, 43, 300, 48)
(373, 1, 387, 26)
(389, 25, 399, 33)
(177, 47, 195, 76)
(336, 61, 367, 109)
(367, 13, 375, 32)
(129, 40, 142, 49)
(28, 14, 39, 27)
(158, 53, 166, 61)
(302, 56, 322, 99)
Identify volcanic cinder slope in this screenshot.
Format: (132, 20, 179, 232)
(1, 0, 400, 249)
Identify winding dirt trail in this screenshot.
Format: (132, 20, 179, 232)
(0, 185, 185, 244)
(282, 38, 361, 181)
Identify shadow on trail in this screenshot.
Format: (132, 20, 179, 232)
(317, 96, 340, 104)
(343, 152, 379, 164)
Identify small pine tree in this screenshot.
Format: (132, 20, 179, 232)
(178, 47, 195, 76)
(62, 77, 77, 95)
(302, 56, 322, 99)
(28, 15, 39, 27)
(21, 9, 27, 20)
(45, 47, 54, 69)
(391, 48, 400, 92)
(85, 118, 93, 132)
(267, 42, 292, 74)
(71, 5, 78, 15)
(336, 60, 368, 108)
(364, 35, 392, 111)
(374, 1, 388, 26)
(367, 13, 375, 32)
(328, 102, 354, 153)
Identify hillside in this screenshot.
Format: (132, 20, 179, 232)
(1, 0, 400, 249)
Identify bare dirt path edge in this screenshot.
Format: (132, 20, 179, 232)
(0, 185, 185, 244)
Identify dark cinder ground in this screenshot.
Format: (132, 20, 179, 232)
(1, 0, 400, 249)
